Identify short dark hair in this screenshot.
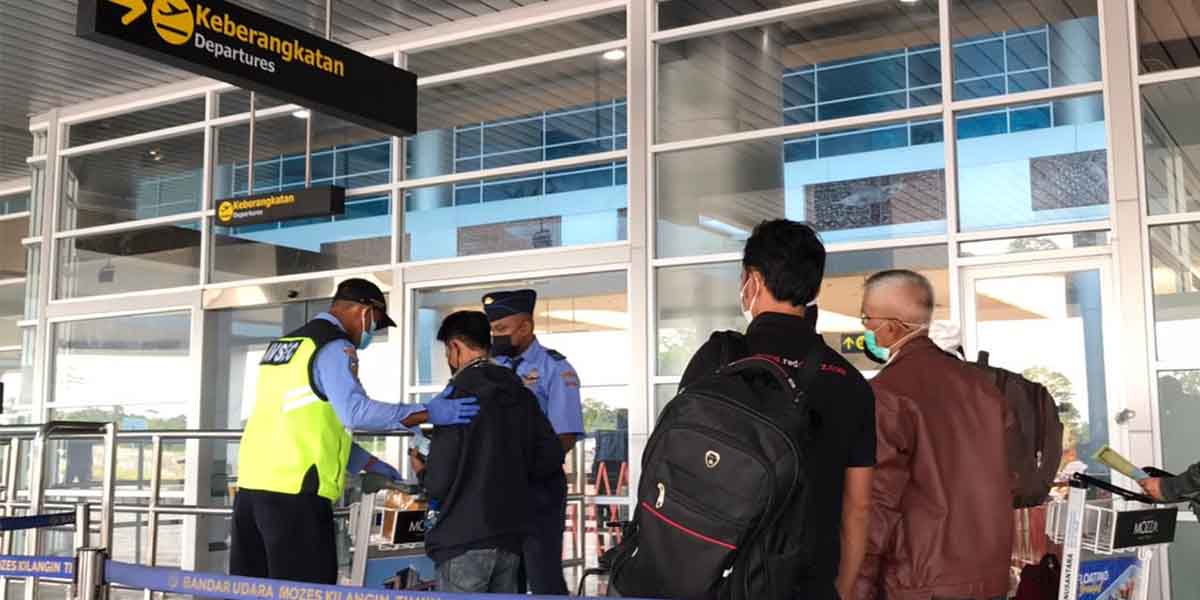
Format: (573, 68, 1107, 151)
(742, 219, 825, 307)
(437, 311, 492, 350)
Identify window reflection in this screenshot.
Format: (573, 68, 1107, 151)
(1142, 79, 1200, 215)
(656, 246, 949, 377)
(1151, 223, 1200, 360)
(956, 94, 1108, 232)
(1138, 0, 1200, 73)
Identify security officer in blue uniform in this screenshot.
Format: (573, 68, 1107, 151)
(483, 289, 582, 595)
(232, 278, 480, 584)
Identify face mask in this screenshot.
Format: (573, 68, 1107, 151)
(739, 276, 759, 324)
(492, 334, 518, 357)
(863, 329, 889, 363)
(864, 323, 928, 365)
(357, 309, 375, 351)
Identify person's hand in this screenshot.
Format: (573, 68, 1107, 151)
(364, 458, 402, 482)
(408, 448, 426, 475)
(1139, 477, 1166, 501)
(425, 385, 480, 426)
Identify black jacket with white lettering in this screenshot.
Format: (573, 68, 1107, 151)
(418, 360, 564, 564)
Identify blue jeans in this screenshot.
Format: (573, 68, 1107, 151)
(436, 548, 521, 593)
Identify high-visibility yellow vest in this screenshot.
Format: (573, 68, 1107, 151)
(238, 320, 353, 502)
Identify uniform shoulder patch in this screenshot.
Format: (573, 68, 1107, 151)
(343, 346, 360, 379)
(545, 348, 567, 361)
(560, 370, 580, 388)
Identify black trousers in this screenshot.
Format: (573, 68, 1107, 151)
(229, 489, 337, 584)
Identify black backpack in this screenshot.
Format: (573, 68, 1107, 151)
(608, 332, 823, 600)
(966, 351, 1065, 508)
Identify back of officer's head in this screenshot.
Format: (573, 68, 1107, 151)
(742, 219, 825, 307)
(437, 311, 492, 351)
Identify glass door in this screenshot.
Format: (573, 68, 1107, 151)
(962, 258, 1122, 484)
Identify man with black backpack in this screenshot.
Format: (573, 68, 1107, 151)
(609, 220, 876, 600)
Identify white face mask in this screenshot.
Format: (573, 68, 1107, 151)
(739, 276, 759, 323)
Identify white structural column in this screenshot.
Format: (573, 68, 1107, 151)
(1098, 0, 1161, 594)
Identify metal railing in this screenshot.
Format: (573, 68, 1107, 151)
(0, 423, 603, 597)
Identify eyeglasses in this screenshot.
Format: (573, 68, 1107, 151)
(860, 314, 914, 327)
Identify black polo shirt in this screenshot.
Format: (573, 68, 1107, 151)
(679, 311, 876, 600)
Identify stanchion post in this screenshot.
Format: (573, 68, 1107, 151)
(100, 424, 117, 552)
(74, 503, 90, 552)
(75, 548, 106, 600)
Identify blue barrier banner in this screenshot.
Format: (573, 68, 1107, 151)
(0, 555, 75, 579)
(0, 512, 74, 532)
(105, 561, 614, 600)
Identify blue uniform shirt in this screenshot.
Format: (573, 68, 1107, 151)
(494, 338, 583, 436)
(309, 313, 423, 471)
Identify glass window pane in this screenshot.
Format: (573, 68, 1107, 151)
(252, 114, 309, 195)
(407, 12, 626, 76)
(655, 246, 949, 377)
(1158, 371, 1200, 479)
(213, 124, 250, 200)
(61, 134, 205, 229)
(0, 192, 29, 215)
(970, 268, 1110, 477)
(23, 246, 38, 320)
(1170, 523, 1200, 597)
(959, 230, 1108, 257)
(403, 162, 626, 261)
(30, 164, 46, 234)
(412, 271, 628, 386)
(657, 2, 939, 143)
(217, 90, 252, 117)
(0, 282, 24, 348)
(310, 114, 392, 190)
(1142, 79, 1200, 215)
(212, 193, 390, 282)
(952, 1, 1099, 100)
(1138, 0, 1200, 73)
(657, 120, 946, 258)
(51, 312, 191, 427)
(1, 216, 27, 280)
(956, 94, 1108, 232)
(659, 0, 828, 30)
(412, 271, 630, 510)
(66, 97, 205, 147)
(203, 302, 399, 430)
(1151, 223, 1200, 360)
(407, 56, 626, 180)
(1, 347, 33, 422)
(56, 222, 201, 299)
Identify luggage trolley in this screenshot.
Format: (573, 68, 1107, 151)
(347, 474, 434, 589)
(1046, 471, 1179, 600)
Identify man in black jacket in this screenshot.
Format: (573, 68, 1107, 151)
(411, 311, 564, 593)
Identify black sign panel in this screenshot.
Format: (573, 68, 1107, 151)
(840, 333, 865, 354)
(388, 511, 426, 545)
(1113, 508, 1178, 549)
(216, 186, 345, 226)
(77, 0, 416, 136)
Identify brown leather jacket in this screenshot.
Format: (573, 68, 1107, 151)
(852, 336, 1013, 600)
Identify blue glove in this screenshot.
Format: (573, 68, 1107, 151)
(425, 385, 480, 426)
(364, 458, 402, 482)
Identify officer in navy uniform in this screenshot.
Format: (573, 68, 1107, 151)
(483, 289, 582, 596)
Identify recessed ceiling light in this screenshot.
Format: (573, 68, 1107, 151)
(602, 49, 626, 61)
(292, 109, 311, 119)
(899, 0, 921, 4)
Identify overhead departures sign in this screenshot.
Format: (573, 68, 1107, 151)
(77, 0, 417, 136)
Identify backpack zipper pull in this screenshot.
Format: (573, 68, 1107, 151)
(655, 482, 666, 509)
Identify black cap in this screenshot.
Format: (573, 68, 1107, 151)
(482, 289, 537, 322)
(334, 278, 396, 330)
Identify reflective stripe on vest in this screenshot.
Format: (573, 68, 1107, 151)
(237, 335, 352, 502)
